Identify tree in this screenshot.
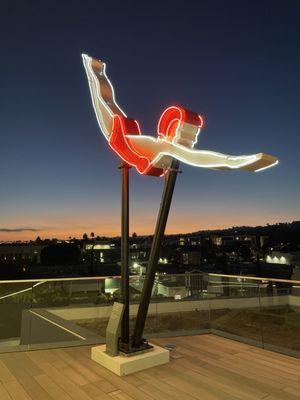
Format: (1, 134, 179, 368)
(83, 233, 88, 241)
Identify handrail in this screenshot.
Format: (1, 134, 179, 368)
(0, 273, 199, 284)
(0, 281, 45, 300)
(0, 275, 121, 284)
(0, 273, 299, 285)
(209, 273, 300, 285)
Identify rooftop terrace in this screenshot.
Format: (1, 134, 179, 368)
(0, 273, 299, 399)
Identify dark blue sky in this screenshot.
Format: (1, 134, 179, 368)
(1, 0, 299, 240)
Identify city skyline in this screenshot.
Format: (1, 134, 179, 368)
(1, 1, 299, 242)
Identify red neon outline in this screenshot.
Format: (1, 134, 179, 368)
(109, 115, 152, 174)
(109, 106, 203, 176)
(158, 106, 203, 143)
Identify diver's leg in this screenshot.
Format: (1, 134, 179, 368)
(127, 136, 277, 172)
(82, 54, 125, 139)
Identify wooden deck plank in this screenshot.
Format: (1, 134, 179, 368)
(0, 382, 12, 400)
(93, 378, 118, 394)
(136, 370, 199, 400)
(0, 359, 17, 383)
(33, 374, 72, 400)
(52, 349, 100, 383)
(3, 380, 32, 400)
(0, 334, 299, 400)
(80, 382, 113, 400)
(241, 348, 300, 371)
(65, 346, 157, 400)
(59, 367, 90, 386)
(169, 357, 266, 400)
(176, 344, 292, 389)
(235, 352, 300, 378)
(108, 390, 135, 399)
(220, 352, 300, 382)
(164, 363, 242, 400)
(1, 357, 52, 400)
(36, 362, 93, 400)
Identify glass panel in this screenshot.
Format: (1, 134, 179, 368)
(259, 279, 300, 357)
(0, 281, 33, 351)
(28, 278, 112, 349)
(208, 275, 263, 347)
(145, 273, 210, 336)
(63, 277, 122, 344)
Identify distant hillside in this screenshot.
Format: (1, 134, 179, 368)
(187, 221, 300, 246)
(191, 221, 300, 236)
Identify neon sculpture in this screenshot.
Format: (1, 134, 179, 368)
(82, 54, 278, 176)
(82, 53, 278, 355)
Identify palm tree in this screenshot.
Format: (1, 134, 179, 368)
(83, 233, 88, 241)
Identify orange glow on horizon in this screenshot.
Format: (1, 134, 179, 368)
(0, 214, 295, 242)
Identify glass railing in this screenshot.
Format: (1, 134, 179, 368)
(208, 274, 263, 347)
(0, 273, 299, 358)
(208, 274, 300, 358)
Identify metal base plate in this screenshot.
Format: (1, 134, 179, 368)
(119, 342, 153, 357)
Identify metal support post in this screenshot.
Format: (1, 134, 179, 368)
(132, 159, 180, 349)
(120, 162, 130, 350)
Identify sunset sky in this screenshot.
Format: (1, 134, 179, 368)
(1, 0, 299, 241)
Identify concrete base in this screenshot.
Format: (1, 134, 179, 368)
(91, 344, 170, 376)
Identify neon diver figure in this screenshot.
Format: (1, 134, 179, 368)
(82, 54, 278, 177)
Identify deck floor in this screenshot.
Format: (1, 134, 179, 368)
(0, 334, 300, 400)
